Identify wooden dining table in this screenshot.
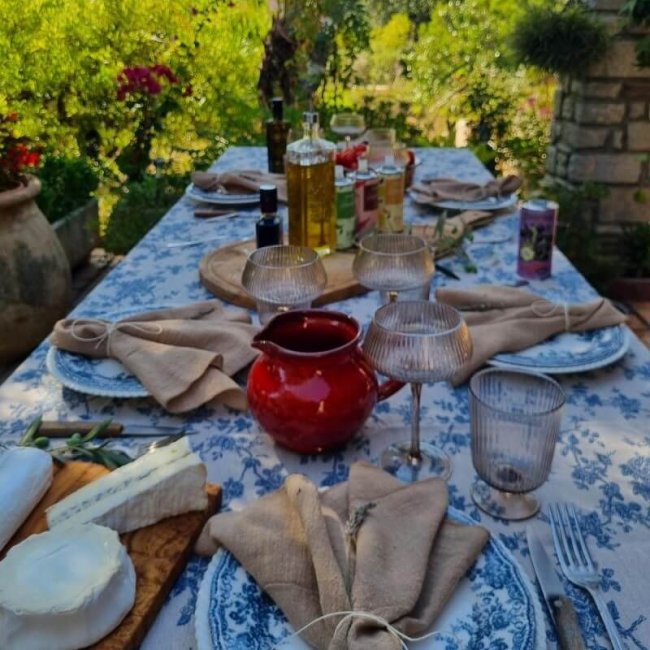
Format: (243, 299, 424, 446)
(0, 146, 649, 649)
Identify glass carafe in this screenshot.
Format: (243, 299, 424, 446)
(286, 112, 336, 254)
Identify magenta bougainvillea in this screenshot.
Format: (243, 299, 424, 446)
(117, 64, 179, 100)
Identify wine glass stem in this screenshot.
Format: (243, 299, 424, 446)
(409, 382, 422, 459)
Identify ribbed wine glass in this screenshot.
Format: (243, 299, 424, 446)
(363, 301, 472, 481)
(353, 233, 434, 304)
(469, 368, 565, 520)
(241, 245, 327, 324)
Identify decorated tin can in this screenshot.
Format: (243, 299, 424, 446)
(517, 199, 559, 279)
(334, 165, 355, 250)
(350, 158, 379, 238)
(377, 155, 405, 233)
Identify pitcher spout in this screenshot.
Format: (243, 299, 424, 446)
(251, 337, 282, 355)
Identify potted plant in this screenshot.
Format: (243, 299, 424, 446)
(511, 3, 610, 76)
(37, 156, 100, 269)
(608, 223, 650, 301)
(0, 113, 71, 364)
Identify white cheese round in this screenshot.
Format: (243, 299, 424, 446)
(0, 523, 136, 650)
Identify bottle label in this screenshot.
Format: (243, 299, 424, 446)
(354, 177, 379, 237)
(335, 186, 355, 250)
(378, 171, 405, 233)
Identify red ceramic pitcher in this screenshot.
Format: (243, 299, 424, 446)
(247, 310, 404, 454)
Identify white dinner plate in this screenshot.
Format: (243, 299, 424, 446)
(185, 184, 260, 206)
(489, 325, 630, 374)
(409, 190, 518, 212)
(194, 507, 545, 650)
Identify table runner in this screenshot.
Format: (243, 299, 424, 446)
(0, 147, 649, 649)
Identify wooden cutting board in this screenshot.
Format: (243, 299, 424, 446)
(199, 211, 494, 309)
(199, 239, 367, 309)
(2, 461, 221, 650)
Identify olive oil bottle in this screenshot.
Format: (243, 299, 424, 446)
(286, 112, 336, 254)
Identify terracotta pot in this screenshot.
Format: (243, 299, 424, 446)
(247, 309, 404, 454)
(0, 176, 71, 363)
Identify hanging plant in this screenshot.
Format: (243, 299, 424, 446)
(620, 0, 650, 67)
(511, 4, 610, 76)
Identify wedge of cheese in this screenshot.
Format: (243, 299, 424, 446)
(46, 436, 207, 533)
(0, 447, 53, 552)
(0, 523, 136, 650)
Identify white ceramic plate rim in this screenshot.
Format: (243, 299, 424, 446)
(194, 506, 546, 650)
(488, 325, 631, 374)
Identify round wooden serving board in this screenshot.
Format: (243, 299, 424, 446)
(199, 239, 369, 308)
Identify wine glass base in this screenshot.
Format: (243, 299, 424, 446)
(381, 441, 452, 483)
(470, 479, 540, 521)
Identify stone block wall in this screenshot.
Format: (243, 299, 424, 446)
(546, 0, 650, 228)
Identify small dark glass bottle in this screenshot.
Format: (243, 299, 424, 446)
(256, 184, 282, 248)
(266, 97, 290, 173)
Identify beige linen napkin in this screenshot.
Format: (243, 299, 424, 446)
(196, 462, 489, 649)
(436, 285, 627, 384)
(50, 300, 259, 413)
(410, 174, 521, 204)
(191, 169, 287, 202)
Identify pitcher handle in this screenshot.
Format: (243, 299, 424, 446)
(377, 379, 405, 401)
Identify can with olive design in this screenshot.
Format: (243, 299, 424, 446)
(517, 199, 558, 280)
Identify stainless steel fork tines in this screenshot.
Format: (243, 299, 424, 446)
(549, 503, 626, 650)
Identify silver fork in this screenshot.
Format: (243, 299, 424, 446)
(549, 503, 626, 650)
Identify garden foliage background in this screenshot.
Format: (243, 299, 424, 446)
(0, 0, 556, 252)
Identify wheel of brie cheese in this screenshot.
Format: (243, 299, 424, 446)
(0, 523, 136, 650)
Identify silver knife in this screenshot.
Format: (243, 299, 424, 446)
(38, 421, 188, 438)
(527, 526, 586, 650)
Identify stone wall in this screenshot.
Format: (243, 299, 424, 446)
(546, 0, 650, 229)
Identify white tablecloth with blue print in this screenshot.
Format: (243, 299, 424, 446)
(1, 147, 649, 650)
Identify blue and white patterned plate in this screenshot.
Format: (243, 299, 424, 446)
(194, 508, 545, 650)
(490, 325, 630, 374)
(46, 347, 148, 398)
(185, 184, 260, 206)
(44, 305, 177, 398)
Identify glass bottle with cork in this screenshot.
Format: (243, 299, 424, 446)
(286, 111, 336, 255)
(266, 97, 290, 174)
(256, 184, 282, 248)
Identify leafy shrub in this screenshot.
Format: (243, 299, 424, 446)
(620, 223, 650, 278)
(511, 5, 609, 76)
(37, 156, 99, 223)
(103, 174, 187, 254)
(543, 182, 621, 291)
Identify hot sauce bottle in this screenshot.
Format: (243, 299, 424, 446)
(266, 97, 290, 174)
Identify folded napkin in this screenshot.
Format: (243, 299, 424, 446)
(410, 174, 521, 204)
(196, 462, 489, 649)
(50, 301, 259, 413)
(191, 169, 287, 202)
(436, 285, 627, 384)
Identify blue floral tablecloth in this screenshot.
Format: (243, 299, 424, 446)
(1, 147, 649, 649)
